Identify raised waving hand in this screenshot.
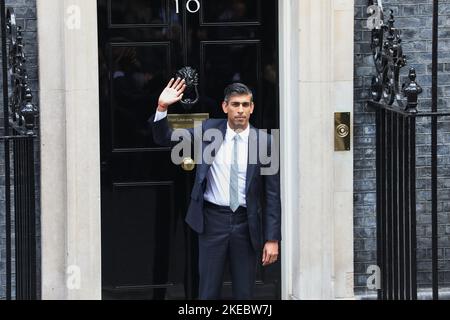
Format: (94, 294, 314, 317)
(157, 78, 187, 112)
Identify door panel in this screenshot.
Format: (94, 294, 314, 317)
(201, 0, 260, 24)
(112, 182, 174, 286)
(98, 0, 280, 300)
(109, 42, 171, 149)
(109, 0, 169, 25)
(200, 41, 261, 119)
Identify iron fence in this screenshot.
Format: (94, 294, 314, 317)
(368, 0, 450, 300)
(1, 1, 39, 300)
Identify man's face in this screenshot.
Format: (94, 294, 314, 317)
(222, 94, 254, 130)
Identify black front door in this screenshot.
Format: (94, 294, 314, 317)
(98, 0, 280, 300)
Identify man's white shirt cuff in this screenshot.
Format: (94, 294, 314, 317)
(154, 110, 168, 122)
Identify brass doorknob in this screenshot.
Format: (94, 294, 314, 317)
(181, 157, 195, 171)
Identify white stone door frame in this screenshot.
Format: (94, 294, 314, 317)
(279, 0, 354, 300)
(278, 0, 299, 300)
(38, 0, 102, 300)
(37, 0, 354, 300)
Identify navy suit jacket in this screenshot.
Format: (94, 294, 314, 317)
(151, 115, 281, 250)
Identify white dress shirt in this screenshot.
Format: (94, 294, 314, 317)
(203, 123, 249, 207)
(154, 110, 249, 207)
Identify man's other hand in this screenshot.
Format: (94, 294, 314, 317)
(262, 240, 279, 266)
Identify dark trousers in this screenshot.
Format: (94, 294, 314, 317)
(198, 202, 257, 300)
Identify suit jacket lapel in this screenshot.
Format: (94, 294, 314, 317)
(217, 120, 227, 155)
(245, 125, 258, 194)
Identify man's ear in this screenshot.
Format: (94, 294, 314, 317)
(250, 102, 254, 114)
(222, 101, 228, 114)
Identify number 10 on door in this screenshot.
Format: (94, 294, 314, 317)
(175, 0, 200, 14)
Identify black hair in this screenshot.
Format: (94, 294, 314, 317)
(223, 83, 253, 102)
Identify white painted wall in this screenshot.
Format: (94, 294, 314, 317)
(280, 0, 354, 299)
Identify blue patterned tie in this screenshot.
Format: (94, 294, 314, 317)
(229, 135, 240, 212)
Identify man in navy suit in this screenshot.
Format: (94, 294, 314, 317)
(151, 78, 281, 299)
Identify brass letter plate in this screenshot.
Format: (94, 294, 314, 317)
(335, 112, 351, 151)
(167, 113, 210, 129)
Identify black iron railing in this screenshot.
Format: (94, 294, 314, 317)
(1, 2, 39, 300)
(368, 0, 450, 300)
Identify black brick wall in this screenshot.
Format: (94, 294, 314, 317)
(354, 0, 450, 298)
